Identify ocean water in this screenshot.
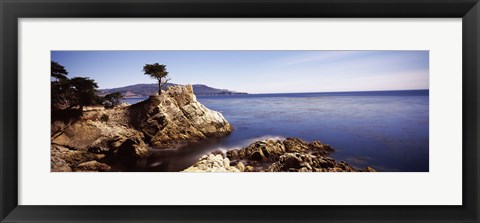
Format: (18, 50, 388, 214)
(118, 90, 429, 172)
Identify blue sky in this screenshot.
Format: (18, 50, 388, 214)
(51, 51, 429, 94)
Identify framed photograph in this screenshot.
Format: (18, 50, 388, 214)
(1, 0, 479, 222)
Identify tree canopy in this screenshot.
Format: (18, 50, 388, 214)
(104, 92, 123, 108)
(51, 61, 69, 80)
(143, 63, 170, 95)
(51, 61, 100, 111)
(69, 77, 99, 109)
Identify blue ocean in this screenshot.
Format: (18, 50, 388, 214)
(121, 90, 429, 172)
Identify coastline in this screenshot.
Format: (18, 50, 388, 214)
(51, 85, 429, 172)
(183, 138, 376, 172)
(51, 85, 233, 172)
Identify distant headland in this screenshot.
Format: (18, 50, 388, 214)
(98, 83, 248, 98)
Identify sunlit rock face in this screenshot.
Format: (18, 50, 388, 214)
(183, 154, 240, 172)
(127, 85, 233, 149)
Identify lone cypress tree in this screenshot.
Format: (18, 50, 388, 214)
(143, 63, 170, 95)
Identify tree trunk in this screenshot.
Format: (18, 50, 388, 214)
(158, 78, 162, 95)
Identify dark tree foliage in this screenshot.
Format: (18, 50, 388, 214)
(69, 77, 99, 110)
(104, 92, 123, 108)
(51, 80, 73, 109)
(51, 61, 69, 80)
(51, 61, 72, 109)
(51, 61, 101, 111)
(143, 63, 170, 95)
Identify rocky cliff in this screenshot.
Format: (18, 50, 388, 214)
(51, 85, 233, 172)
(183, 138, 375, 172)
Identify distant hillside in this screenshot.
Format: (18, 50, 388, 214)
(98, 83, 247, 98)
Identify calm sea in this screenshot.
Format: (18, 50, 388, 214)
(118, 90, 429, 172)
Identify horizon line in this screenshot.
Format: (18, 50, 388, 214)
(100, 82, 428, 94)
(249, 89, 429, 95)
(100, 82, 429, 95)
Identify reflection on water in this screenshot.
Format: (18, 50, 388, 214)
(118, 90, 429, 172)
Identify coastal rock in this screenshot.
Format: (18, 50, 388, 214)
(75, 160, 111, 172)
(365, 167, 376, 172)
(283, 138, 309, 153)
(51, 152, 73, 172)
(226, 138, 331, 162)
(225, 138, 375, 172)
(308, 140, 334, 156)
(264, 152, 358, 172)
(226, 139, 285, 161)
(226, 149, 243, 160)
(244, 165, 255, 172)
(183, 154, 240, 172)
(235, 161, 246, 172)
(51, 144, 111, 172)
(126, 85, 233, 149)
(51, 85, 233, 172)
(282, 153, 302, 169)
(52, 119, 149, 158)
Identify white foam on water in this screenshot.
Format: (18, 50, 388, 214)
(207, 135, 286, 155)
(243, 135, 286, 143)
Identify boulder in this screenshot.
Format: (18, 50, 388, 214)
(308, 140, 334, 155)
(183, 153, 240, 172)
(244, 165, 255, 172)
(365, 167, 376, 172)
(226, 149, 241, 160)
(282, 153, 303, 169)
(283, 138, 309, 153)
(116, 138, 149, 158)
(227, 139, 285, 161)
(235, 161, 246, 172)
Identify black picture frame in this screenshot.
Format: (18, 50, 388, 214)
(1, 0, 479, 222)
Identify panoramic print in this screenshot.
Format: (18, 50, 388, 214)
(51, 51, 429, 172)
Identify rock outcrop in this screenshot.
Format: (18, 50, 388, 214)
(183, 153, 240, 172)
(51, 85, 233, 172)
(126, 85, 233, 149)
(51, 144, 111, 172)
(184, 138, 375, 172)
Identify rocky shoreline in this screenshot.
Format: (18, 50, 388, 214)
(183, 138, 375, 172)
(51, 84, 374, 172)
(51, 85, 232, 172)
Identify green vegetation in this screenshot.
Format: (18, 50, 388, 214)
(51, 62, 173, 112)
(51, 61, 101, 111)
(69, 77, 99, 110)
(143, 63, 170, 95)
(51, 61, 69, 80)
(104, 92, 123, 108)
(51, 61, 73, 110)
